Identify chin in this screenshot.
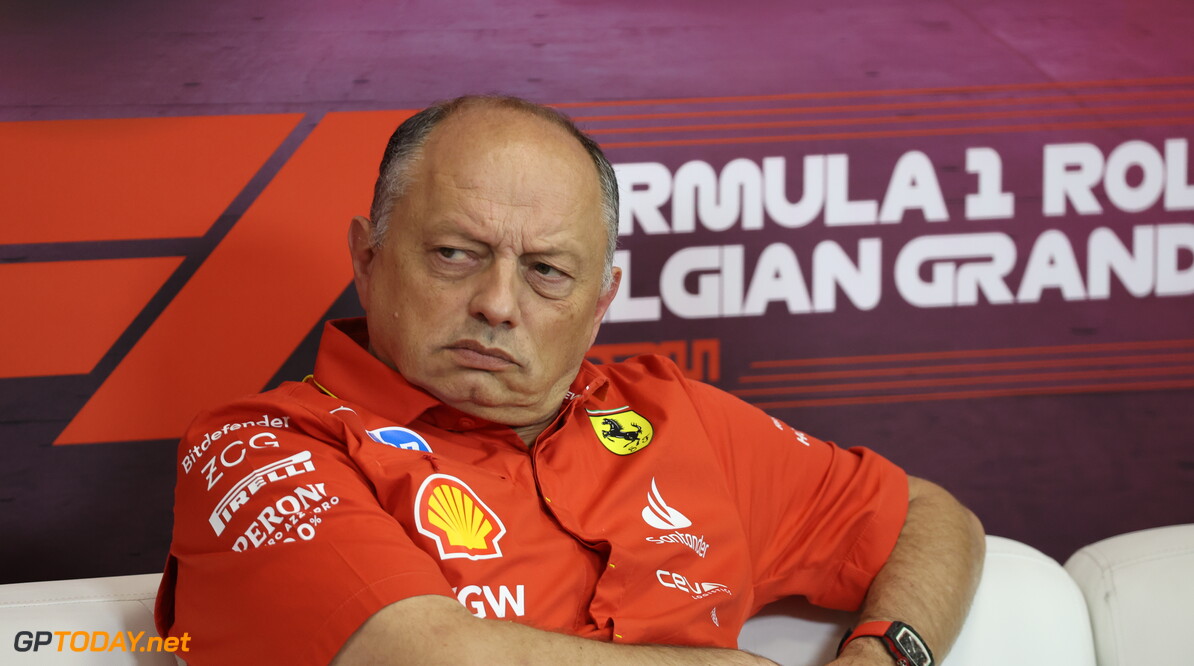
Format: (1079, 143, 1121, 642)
(463, 384, 552, 419)
(470, 403, 553, 429)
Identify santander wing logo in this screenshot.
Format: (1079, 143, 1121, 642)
(642, 477, 692, 530)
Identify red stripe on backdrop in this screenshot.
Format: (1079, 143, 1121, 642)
(0, 115, 302, 244)
(733, 364, 1194, 397)
(739, 352, 1194, 384)
(54, 111, 415, 445)
(587, 102, 1194, 136)
(749, 379, 1194, 409)
(749, 339, 1194, 368)
(0, 258, 182, 378)
(598, 115, 1194, 149)
(554, 76, 1194, 109)
(572, 89, 1194, 123)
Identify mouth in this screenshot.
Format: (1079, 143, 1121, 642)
(446, 340, 520, 370)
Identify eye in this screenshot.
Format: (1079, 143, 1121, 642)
(430, 246, 478, 274)
(532, 262, 563, 278)
(527, 261, 574, 299)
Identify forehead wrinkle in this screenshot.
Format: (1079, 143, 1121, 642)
(400, 106, 606, 268)
(424, 159, 575, 219)
(422, 176, 596, 256)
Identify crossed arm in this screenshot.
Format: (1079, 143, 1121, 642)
(331, 476, 984, 666)
(831, 476, 985, 665)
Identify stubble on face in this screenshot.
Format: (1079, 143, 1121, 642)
(358, 104, 615, 433)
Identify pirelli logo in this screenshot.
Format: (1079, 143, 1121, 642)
(208, 451, 316, 536)
(414, 474, 506, 561)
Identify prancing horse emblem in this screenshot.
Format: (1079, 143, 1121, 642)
(601, 417, 642, 442)
(588, 407, 654, 455)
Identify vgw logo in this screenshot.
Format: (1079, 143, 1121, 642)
(454, 585, 526, 619)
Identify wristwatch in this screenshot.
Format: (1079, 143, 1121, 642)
(837, 621, 934, 666)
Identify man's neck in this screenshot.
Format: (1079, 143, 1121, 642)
(511, 419, 553, 447)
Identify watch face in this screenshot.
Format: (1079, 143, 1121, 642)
(893, 626, 932, 666)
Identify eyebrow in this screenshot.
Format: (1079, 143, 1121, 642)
(422, 209, 598, 266)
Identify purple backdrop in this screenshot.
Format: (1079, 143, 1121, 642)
(1, 0, 1192, 584)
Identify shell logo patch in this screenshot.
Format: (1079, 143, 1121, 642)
(414, 474, 506, 560)
(587, 407, 654, 455)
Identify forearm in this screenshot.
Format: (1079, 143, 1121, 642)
(836, 476, 985, 664)
(333, 594, 776, 666)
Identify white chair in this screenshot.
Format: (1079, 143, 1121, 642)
(0, 573, 175, 665)
(739, 535, 1097, 665)
(1064, 524, 1194, 666)
(0, 536, 1100, 665)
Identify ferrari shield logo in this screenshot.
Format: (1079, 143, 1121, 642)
(588, 407, 654, 455)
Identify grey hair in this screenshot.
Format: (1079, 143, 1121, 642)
(367, 95, 620, 291)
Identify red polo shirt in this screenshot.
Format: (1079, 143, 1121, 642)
(156, 318, 907, 665)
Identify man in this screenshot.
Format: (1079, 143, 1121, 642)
(156, 95, 985, 665)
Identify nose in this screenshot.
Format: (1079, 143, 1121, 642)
(469, 259, 520, 328)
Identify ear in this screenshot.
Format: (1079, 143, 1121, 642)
(588, 266, 622, 346)
(348, 216, 376, 311)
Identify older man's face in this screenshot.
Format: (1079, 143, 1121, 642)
(350, 106, 619, 433)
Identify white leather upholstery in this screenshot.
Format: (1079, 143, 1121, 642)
(736, 594, 850, 665)
(946, 536, 1096, 665)
(739, 535, 1097, 665)
(1064, 524, 1194, 666)
(0, 573, 175, 665)
(0, 533, 1126, 665)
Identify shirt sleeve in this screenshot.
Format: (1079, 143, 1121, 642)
(685, 379, 908, 613)
(155, 394, 454, 666)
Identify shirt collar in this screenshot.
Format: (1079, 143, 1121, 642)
(310, 318, 440, 426)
